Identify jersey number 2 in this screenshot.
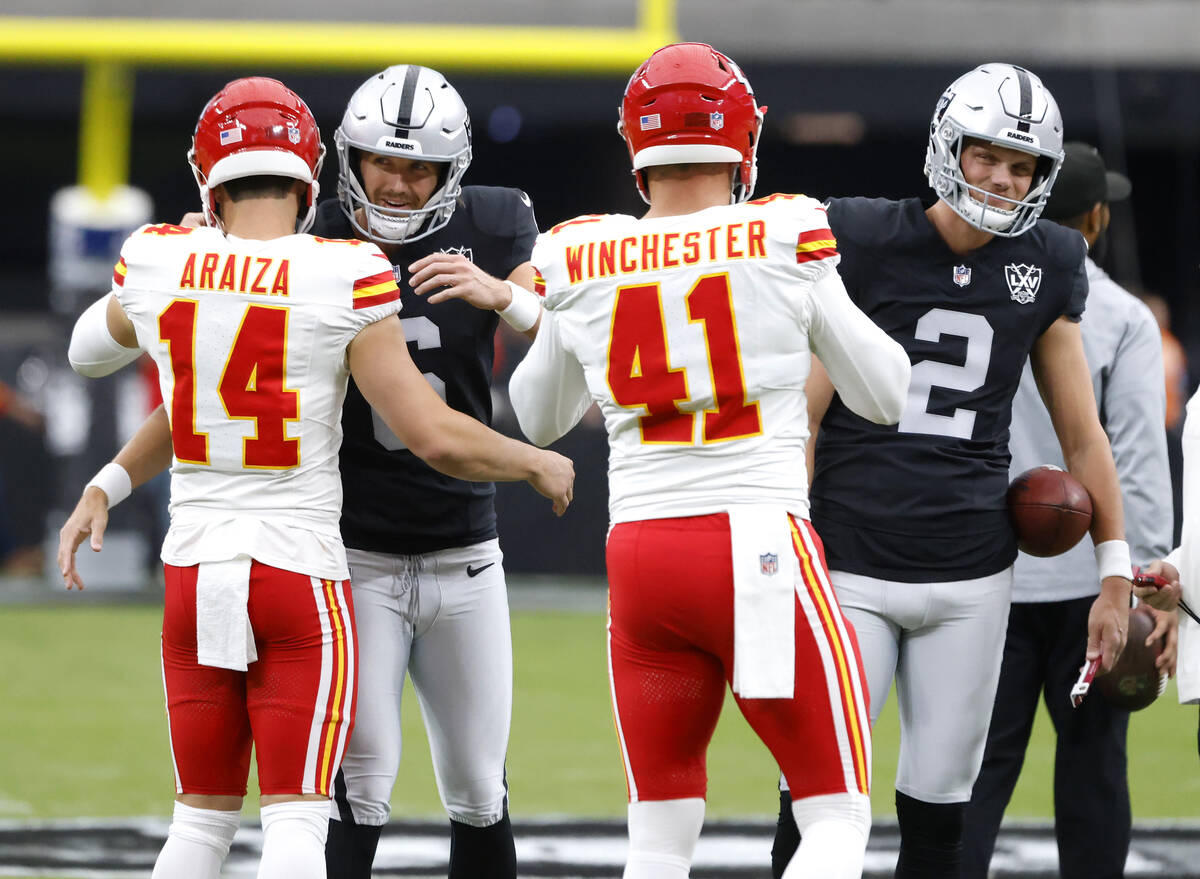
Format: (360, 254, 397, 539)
(607, 274, 761, 444)
(159, 299, 299, 469)
(898, 308, 994, 439)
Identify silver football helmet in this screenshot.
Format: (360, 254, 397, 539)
(335, 65, 472, 244)
(924, 63, 1064, 237)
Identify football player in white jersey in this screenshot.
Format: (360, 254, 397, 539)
(508, 43, 910, 879)
(57, 77, 572, 879)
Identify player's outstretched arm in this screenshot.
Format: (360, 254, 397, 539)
(58, 405, 173, 589)
(509, 309, 592, 447)
(1032, 316, 1131, 671)
(408, 256, 542, 339)
(349, 316, 573, 514)
(68, 294, 142, 377)
(807, 271, 910, 425)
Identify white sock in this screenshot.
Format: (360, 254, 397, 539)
(783, 793, 871, 879)
(258, 800, 331, 879)
(151, 801, 240, 879)
(623, 797, 705, 879)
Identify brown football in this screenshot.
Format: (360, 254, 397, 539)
(1006, 465, 1093, 557)
(1095, 606, 1165, 712)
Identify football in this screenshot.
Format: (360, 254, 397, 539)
(1095, 605, 1165, 711)
(1006, 465, 1093, 557)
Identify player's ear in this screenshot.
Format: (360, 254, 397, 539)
(1083, 202, 1105, 239)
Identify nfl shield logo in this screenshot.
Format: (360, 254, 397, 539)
(1005, 263, 1043, 304)
(953, 265, 972, 287)
(287, 126, 301, 144)
(759, 553, 779, 576)
(710, 111, 725, 130)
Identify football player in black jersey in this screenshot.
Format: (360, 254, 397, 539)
(770, 64, 1134, 879)
(317, 66, 543, 879)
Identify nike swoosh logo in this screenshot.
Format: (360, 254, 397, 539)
(466, 563, 495, 578)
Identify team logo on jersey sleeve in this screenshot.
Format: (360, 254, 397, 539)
(953, 265, 972, 287)
(1005, 263, 1042, 304)
(760, 553, 779, 576)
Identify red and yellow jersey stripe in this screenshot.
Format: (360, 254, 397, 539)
(795, 228, 838, 264)
(113, 257, 127, 288)
(532, 268, 546, 296)
(352, 270, 400, 310)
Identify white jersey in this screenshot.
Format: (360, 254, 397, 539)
(509, 194, 909, 524)
(113, 223, 402, 578)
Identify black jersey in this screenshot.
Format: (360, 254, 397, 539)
(313, 186, 538, 554)
(811, 197, 1088, 582)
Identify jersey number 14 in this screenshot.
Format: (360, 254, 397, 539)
(159, 299, 300, 469)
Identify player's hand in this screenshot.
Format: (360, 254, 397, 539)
(528, 449, 574, 517)
(56, 487, 110, 590)
(1086, 580, 1130, 673)
(1145, 604, 1179, 677)
(408, 252, 512, 309)
(1133, 559, 1182, 611)
(179, 211, 206, 228)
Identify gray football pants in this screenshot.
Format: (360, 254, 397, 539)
(334, 540, 513, 827)
(837, 568, 1013, 803)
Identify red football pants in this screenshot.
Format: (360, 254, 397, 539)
(161, 561, 357, 797)
(606, 513, 871, 803)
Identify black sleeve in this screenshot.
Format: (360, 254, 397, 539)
(825, 197, 863, 303)
(1063, 235, 1088, 322)
(508, 191, 538, 270)
(465, 186, 539, 277)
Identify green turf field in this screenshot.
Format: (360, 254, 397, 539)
(2, 603, 1198, 821)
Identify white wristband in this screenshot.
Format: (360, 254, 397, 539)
(1094, 539, 1132, 581)
(498, 281, 541, 333)
(86, 462, 132, 510)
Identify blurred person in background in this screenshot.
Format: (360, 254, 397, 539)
(0, 379, 45, 575)
(1141, 290, 1189, 547)
(57, 75, 571, 879)
(961, 141, 1176, 879)
(511, 42, 912, 879)
(771, 65, 1134, 879)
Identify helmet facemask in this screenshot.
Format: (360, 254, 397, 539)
(335, 65, 472, 246)
(924, 63, 1064, 238)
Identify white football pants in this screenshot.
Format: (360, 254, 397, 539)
(334, 540, 513, 827)
(835, 568, 1013, 803)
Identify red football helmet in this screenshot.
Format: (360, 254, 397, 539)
(619, 43, 765, 204)
(189, 77, 325, 232)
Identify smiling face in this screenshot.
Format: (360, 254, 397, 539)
(959, 138, 1036, 210)
(357, 151, 442, 213)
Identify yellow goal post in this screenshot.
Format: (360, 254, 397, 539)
(0, 0, 677, 197)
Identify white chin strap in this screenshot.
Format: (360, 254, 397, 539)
(954, 188, 1019, 233)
